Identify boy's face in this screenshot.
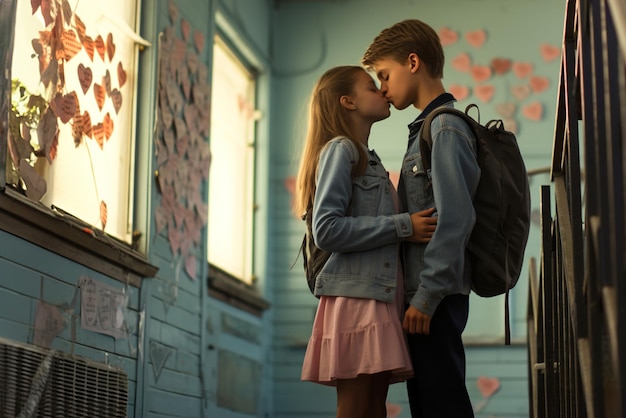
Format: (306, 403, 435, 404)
(372, 56, 418, 110)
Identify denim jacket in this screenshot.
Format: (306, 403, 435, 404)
(312, 138, 413, 303)
(401, 99, 480, 316)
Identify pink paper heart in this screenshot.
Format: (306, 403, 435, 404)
(511, 84, 531, 101)
(530, 75, 550, 93)
(117, 62, 127, 87)
(181, 19, 191, 41)
(386, 402, 402, 418)
(448, 84, 470, 101)
(77, 63, 92, 94)
(513, 61, 534, 79)
(474, 84, 495, 103)
(471, 65, 492, 83)
(438, 27, 458, 46)
(522, 101, 543, 121)
(194, 30, 205, 54)
(540, 43, 560, 62)
(495, 102, 516, 118)
(491, 57, 512, 75)
(452, 52, 471, 72)
(476, 376, 500, 398)
(465, 29, 487, 48)
(50, 93, 77, 124)
(502, 118, 518, 135)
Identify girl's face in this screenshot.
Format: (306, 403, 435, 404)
(349, 70, 391, 123)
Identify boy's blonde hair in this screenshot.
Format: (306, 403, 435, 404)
(362, 19, 445, 78)
(293, 66, 368, 218)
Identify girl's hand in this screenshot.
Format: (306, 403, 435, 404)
(406, 207, 437, 243)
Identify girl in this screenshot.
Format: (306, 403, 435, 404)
(294, 66, 437, 418)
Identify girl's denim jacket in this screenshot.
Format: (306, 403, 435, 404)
(312, 138, 413, 303)
(402, 101, 480, 316)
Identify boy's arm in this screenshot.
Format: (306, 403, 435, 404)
(409, 117, 480, 317)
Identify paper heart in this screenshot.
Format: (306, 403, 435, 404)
(50, 93, 77, 124)
(106, 32, 116, 61)
(386, 402, 402, 418)
(60, 30, 82, 61)
(474, 84, 495, 103)
(513, 61, 534, 79)
(100, 201, 107, 230)
(181, 19, 191, 41)
(448, 84, 470, 101)
(82, 111, 92, 138)
(193, 30, 205, 54)
(92, 123, 105, 148)
(77, 63, 93, 94)
(75, 14, 86, 39)
(104, 69, 112, 95)
(168, 0, 178, 23)
(110, 89, 123, 114)
(540, 43, 560, 62)
(471, 65, 492, 83)
(95, 35, 105, 61)
(491, 57, 512, 75)
(511, 84, 531, 101)
(103, 113, 114, 140)
(530, 75, 550, 93)
(495, 102, 517, 118)
(476, 376, 500, 398)
(81, 35, 94, 60)
(502, 118, 518, 135)
(452, 52, 471, 72)
(438, 27, 458, 46)
(465, 29, 487, 48)
(117, 62, 127, 87)
(20, 159, 47, 201)
(522, 101, 543, 121)
(93, 83, 106, 110)
(187, 52, 199, 75)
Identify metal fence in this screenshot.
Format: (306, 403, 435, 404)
(527, 0, 626, 417)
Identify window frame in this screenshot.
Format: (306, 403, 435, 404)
(0, 0, 156, 286)
(206, 14, 270, 315)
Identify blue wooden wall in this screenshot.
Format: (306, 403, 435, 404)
(0, 0, 565, 417)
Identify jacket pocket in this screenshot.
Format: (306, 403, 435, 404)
(351, 176, 380, 216)
(402, 153, 432, 207)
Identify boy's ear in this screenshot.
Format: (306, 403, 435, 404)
(408, 53, 420, 73)
(340, 95, 356, 110)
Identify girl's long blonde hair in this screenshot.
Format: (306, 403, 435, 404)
(293, 66, 368, 218)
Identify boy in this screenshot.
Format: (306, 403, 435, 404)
(362, 19, 478, 417)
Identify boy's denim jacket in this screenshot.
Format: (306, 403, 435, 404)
(312, 138, 413, 303)
(402, 101, 480, 316)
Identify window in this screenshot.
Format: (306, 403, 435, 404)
(207, 37, 257, 285)
(7, 0, 141, 243)
(0, 0, 157, 284)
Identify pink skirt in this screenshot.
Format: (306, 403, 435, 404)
(301, 273, 413, 386)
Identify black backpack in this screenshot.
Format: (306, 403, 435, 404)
(300, 206, 331, 296)
(420, 104, 531, 344)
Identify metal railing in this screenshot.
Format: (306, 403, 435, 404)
(527, 0, 626, 416)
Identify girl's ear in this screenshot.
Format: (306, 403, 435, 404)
(340, 95, 357, 110)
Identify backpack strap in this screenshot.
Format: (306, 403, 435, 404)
(419, 106, 474, 173)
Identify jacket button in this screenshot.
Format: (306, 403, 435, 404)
(385, 288, 391, 293)
(384, 262, 390, 268)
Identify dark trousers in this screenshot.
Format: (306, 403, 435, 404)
(405, 294, 474, 418)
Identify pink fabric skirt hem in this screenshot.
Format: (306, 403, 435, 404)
(301, 296, 414, 387)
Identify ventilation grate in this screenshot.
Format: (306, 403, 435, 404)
(0, 337, 128, 418)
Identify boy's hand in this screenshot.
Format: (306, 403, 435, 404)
(403, 305, 432, 335)
(406, 207, 437, 243)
